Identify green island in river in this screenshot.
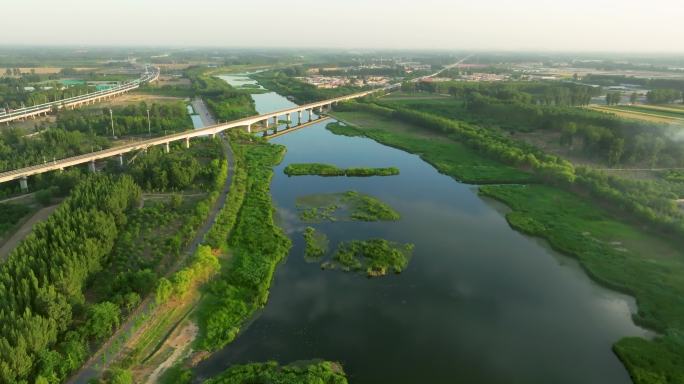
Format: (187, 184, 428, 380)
(297, 190, 401, 222)
(284, 162, 400, 177)
(303, 226, 329, 261)
(203, 360, 348, 384)
(322, 239, 414, 277)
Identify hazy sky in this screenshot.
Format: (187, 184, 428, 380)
(2, 0, 683, 52)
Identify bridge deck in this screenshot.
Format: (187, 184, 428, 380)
(0, 88, 385, 184)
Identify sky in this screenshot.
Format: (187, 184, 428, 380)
(2, 0, 683, 52)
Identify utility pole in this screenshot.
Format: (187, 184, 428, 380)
(147, 108, 151, 137)
(109, 108, 115, 138)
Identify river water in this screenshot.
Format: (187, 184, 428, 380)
(195, 74, 650, 384)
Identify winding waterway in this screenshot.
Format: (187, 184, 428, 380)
(196, 74, 650, 384)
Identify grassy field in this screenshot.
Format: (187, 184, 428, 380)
(588, 105, 680, 124)
(616, 105, 684, 119)
(328, 113, 533, 184)
(332, 104, 684, 383)
(479, 184, 684, 384)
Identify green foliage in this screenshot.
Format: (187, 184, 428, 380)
(285, 163, 344, 176)
(56, 102, 192, 137)
(203, 360, 348, 384)
(284, 163, 399, 177)
(345, 167, 399, 177)
(158, 245, 219, 305)
(646, 89, 682, 104)
(185, 66, 256, 121)
(158, 364, 192, 384)
(303, 227, 328, 261)
(84, 302, 121, 342)
(606, 91, 622, 105)
(479, 184, 684, 383)
(382, 88, 684, 167)
(334, 103, 684, 236)
(196, 135, 292, 351)
(0, 203, 31, 235)
(107, 368, 134, 384)
(128, 138, 225, 191)
(296, 191, 400, 222)
(34, 187, 57, 206)
(327, 117, 533, 184)
(324, 239, 414, 277)
(203, 134, 248, 250)
(662, 170, 684, 183)
(407, 80, 599, 106)
(614, 332, 684, 384)
(0, 127, 110, 172)
(0, 174, 141, 383)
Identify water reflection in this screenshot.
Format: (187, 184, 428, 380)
(195, 79, 650, 384)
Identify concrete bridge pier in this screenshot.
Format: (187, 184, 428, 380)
(19, 177, 28, 192)
(118, 154, 124, 167)
(286, 113, 291, 128)
(88, 160, 96, 173)
(247, 124, 252, 133)
(297, 110, 302, 125)
(265, 118, 269, 128)
(185, 137, 190, 149)
(165, 142, 170, 153)
(308, 109, 314, 122)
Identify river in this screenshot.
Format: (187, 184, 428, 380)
(195, 74, 650, 384)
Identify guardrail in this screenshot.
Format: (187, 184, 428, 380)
(0, 85, 389, 186)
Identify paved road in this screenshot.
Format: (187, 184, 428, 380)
(68, 136, 235, 384)
(191, 97, 217, 127)
(0, 204, 59, 260)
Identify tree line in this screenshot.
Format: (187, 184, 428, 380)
(0, 174, 141, 383)
(338, 101, 684, 236)
(0, 127, 110, 172)
(402, 80, 600, 106)
(393, 87, 684, 168)
(55, 102, 192, 137)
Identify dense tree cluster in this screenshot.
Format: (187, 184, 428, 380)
(55, 102, 191, 137)
(0, 174, 141, 383)
(0, 203, 31, 235)
(403, 80, 600, 106)
(0, 127, 110, 172)
(605, 91, 622, 105)
(385, 87, 684, 167)
(646, 89, 682, 104)
(126, 138, 225, 192)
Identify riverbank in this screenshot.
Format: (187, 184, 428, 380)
(326, 116, 533, 184)
(67, 138, 235, 384)
(329, 105, 684, 384)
